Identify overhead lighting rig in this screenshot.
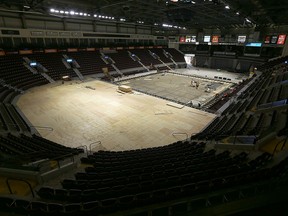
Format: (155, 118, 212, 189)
(49, 8, 114, 20)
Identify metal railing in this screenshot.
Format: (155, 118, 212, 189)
(29, 125, 54, 131)
(6, 178, 35, 197)
(75, 145, 88, 157)
(29, 125, 53, 136)
(35, 153, 75, 172)
(89, 141, 102, 154)
(172, 132, 188, 141)
(273, 137, 288, 156)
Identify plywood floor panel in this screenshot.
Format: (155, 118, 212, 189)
(17, 80, 216, 151)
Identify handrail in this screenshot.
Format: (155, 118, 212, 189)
(190, 133, 198, 140)
(211, 126, 271, 139)
(29, 125, 54, 131)
(172, 132, 188, 141)
(281, 137, 287, 151)
(273, 137, 288, 156)
(6, 178, 35, 198)
(89, 141, 102, 154)
(49, 153, 74, 169)
(4, 123, 21, 129)
(36, 153, 75, 170)
(76, 145, 88, 157)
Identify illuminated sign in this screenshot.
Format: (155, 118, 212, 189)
(204, 35, 211, 42)
(277, 35, 286, 45)
(271, 35, 278, 44)
(264, 35, 271, 44)
(179, 36, 186, 42)
(212, 35, 219, 43)
(238, 36, 246, 43)
(246, 43, 262, 47)
(185, 35, 196, 42)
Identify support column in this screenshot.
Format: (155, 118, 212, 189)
(93, 20, 97, 32)
(116, 23, 120, 33)
(281, 37, 288, 57)
(20, 14, 27, 29)
(63, 17, 67, 31)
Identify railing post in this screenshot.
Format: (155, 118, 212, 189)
(29, 125, 54, 135)
(172, 132, 188, 141)
(75, 145, 88, 157)
(233, 134, 237, 145)
(273, 138, 287, 156)
(281, 137, 287, 151)
(89, 141, 102, 154)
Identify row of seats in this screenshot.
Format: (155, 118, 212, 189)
(0, 133, 84, 164)
(32, 155, 288, 216)
(194, 60, 288, 140)
(42, 148, 270, 202)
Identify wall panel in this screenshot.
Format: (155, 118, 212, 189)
(45, 21, 63, 30)
(0, 16, 5, 27)
(106, 25, 117, 33)
(96, 25, 107, 32)
(3, 17, 22, 28)
(66, 22, 81, 31)
(80, 23, 93, 32)
(26, 19, 45, 29)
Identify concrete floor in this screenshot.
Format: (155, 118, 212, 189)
(118, 72, 233, 105)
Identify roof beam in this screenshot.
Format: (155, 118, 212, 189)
(250, 0, 274, 24)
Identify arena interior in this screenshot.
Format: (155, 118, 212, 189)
(0, 0, 288, 215)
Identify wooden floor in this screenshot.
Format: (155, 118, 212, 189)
(16, 79, 216, 151)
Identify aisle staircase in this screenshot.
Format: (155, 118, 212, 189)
(41, 72, 55, 83)
(72, 68, 84, 81)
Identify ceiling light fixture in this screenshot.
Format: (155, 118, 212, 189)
(245, 18, 251, 23)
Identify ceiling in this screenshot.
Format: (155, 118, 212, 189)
(1, 0, 288, 29)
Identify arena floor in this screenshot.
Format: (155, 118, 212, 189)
(117, 72, 233, 105)
(16, 79, 215, 151)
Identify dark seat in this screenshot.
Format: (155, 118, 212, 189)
(182, 183, 197, 197)
(47, 203, 64, 214)
(167, 186, 183, 200)
(29, 201, 48, 216)
(152, 206, 170, 216)
(135, 192, 151, 206)
(54, 188, 68, 201)
(118, 195, 136, 210)
(0, 197, 15, 212)
(62, 203, 82, 216)
(67, 189, 82, 202)
(100, 198, 118, 214)
(81, 189, 97, 202)
(82, 200, 100, 216)
(12, 199, 30, 215)
(37, 187, 55, 199)
(150, 189, 168, 203)
(171, 201, 188, 215)
(189, 197, 207, 211)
